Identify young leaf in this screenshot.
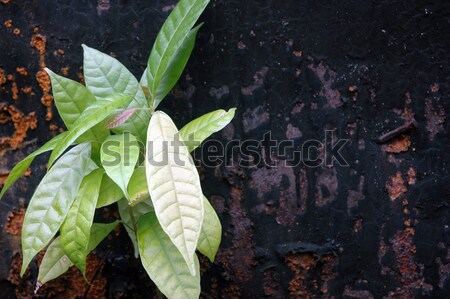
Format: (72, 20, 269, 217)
(105, 108, 137, 129)
(142, 24, 202, 106)
(37, 221, 119, 288)
(118, 198, 153, 258)
(21, 143, 97, 276)
(82, 44, 150, 141)
(45, 68, 109, 142)
(197, 196, 221, 262)
(179, 108, 236, 152)
(137, 212, 201, 299)
(146, 111, 204, 275)
(128, 166, 150, 206)
(147, 0, 210, 106)
(96, 174, 124, 208)
(0, 132, 67, 200)
(48, 94, 133, 168)
(100, 133, 139, 199)
(60, 168, 104, 277)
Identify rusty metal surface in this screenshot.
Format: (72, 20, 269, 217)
(1, 0, 449, 298)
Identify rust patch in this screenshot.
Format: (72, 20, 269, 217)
(21, 86, 33, 95)
(343, 285, 374, 299)
(430, 82, 439, 93)
(60, 66, 70, 76)
(12, 28, 20, 35)
(97, 0, 111, 15)
(424, 98, 445, 141)
(0, 67, 6, 85)
(4, 208, 25, 236)
(36, 71, 53, 121)
(30, 31, 46, 56)
(9, 251, 107, 299)
(4, 19, 12, 28)
(263, 268, 285, 298)
(1, 0, 12, 4)
(382, 135, 411, 153)
(314, 167, 338, 207)
(11, 81, 19, 100)
(0, 104, 38, 149)
(387, 225, 433, 298)
(407, 167, 416, 186)
(285, 253, 337, 298)
(16, 67, 28, 76)
(385, 171, 407, 201)
(216, 187, 255, 283)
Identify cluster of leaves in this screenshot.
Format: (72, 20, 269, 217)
(0, 0, 236, 298)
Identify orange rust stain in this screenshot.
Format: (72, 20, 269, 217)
(386, 171, 407, 201)
(0, 104, 38, 149)
(16, 67, 28, 76)
(1, 0, 13, 4)
(293, 50, 302, 57)
(36, 70, 53, 121)
(11, 81, 19, 100)
(285, 253, 316, 298)
(382, 135, 411, 153)
(12, 28, 20, 35)
(0, 67, 6, 85)
(60, 66, 70, 76)
(31, 28, 54, 121)
(49, 123, 59, 131)
(21, 86, 32, 95)
(9, 252, 107, 299)
(4, 208, 25, 236)
(430, 82, 439, 93)
(54, 49, 65, 56)
(4, 19, 12, 28)
(77, 66, 85, 84)
(407, 167, 416, 186)
(30, 31, 47, 57)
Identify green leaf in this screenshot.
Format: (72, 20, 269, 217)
(37, 221, 119, 288)
(147, 0, 210, 107)
(60, 168, 104, 277)
(82, 44, 150, 141)
(100, 133, 139, 199)
(146, 111, 203, 275)
(127, 166, 150, 206)
(118, 198, 153, 258)
(21, 143, 97, 276)
(137, 212, 200, 299)
(45, 68, 109, 142)
(143, 24, 202, 106)
(179, 108, 236, 152)
(0, 132, 67, 200)
(48, 94, 133, 168)
(96, 174, 124, 208)
(197, 196, 221, 262)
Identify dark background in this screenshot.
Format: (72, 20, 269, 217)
(1, 0, 449, 298)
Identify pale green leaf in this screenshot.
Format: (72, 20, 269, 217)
(45, 68, 109, 143)
(48, 94, 133, 168)
(96, 174, 124, 208)
(21, 143, 97, 276)
(100, 133, 139, 199)
(118, 198, 153, 258)
(0, 132, 67, 200)
(143, 24, 201, 106)
(60, 168, 104, 276)
(82, 44, 150, 141)
(197, 196, 221, 262)
(127, 166, 150, 206)
(37, 221, 119, 287)
(146, 111, 203, 275)
(147, 0, 210, 107)
(179, 108, 236, 152)
(137, 212, 200, 299)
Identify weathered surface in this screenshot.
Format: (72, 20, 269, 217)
(1, 0, 449, 298)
